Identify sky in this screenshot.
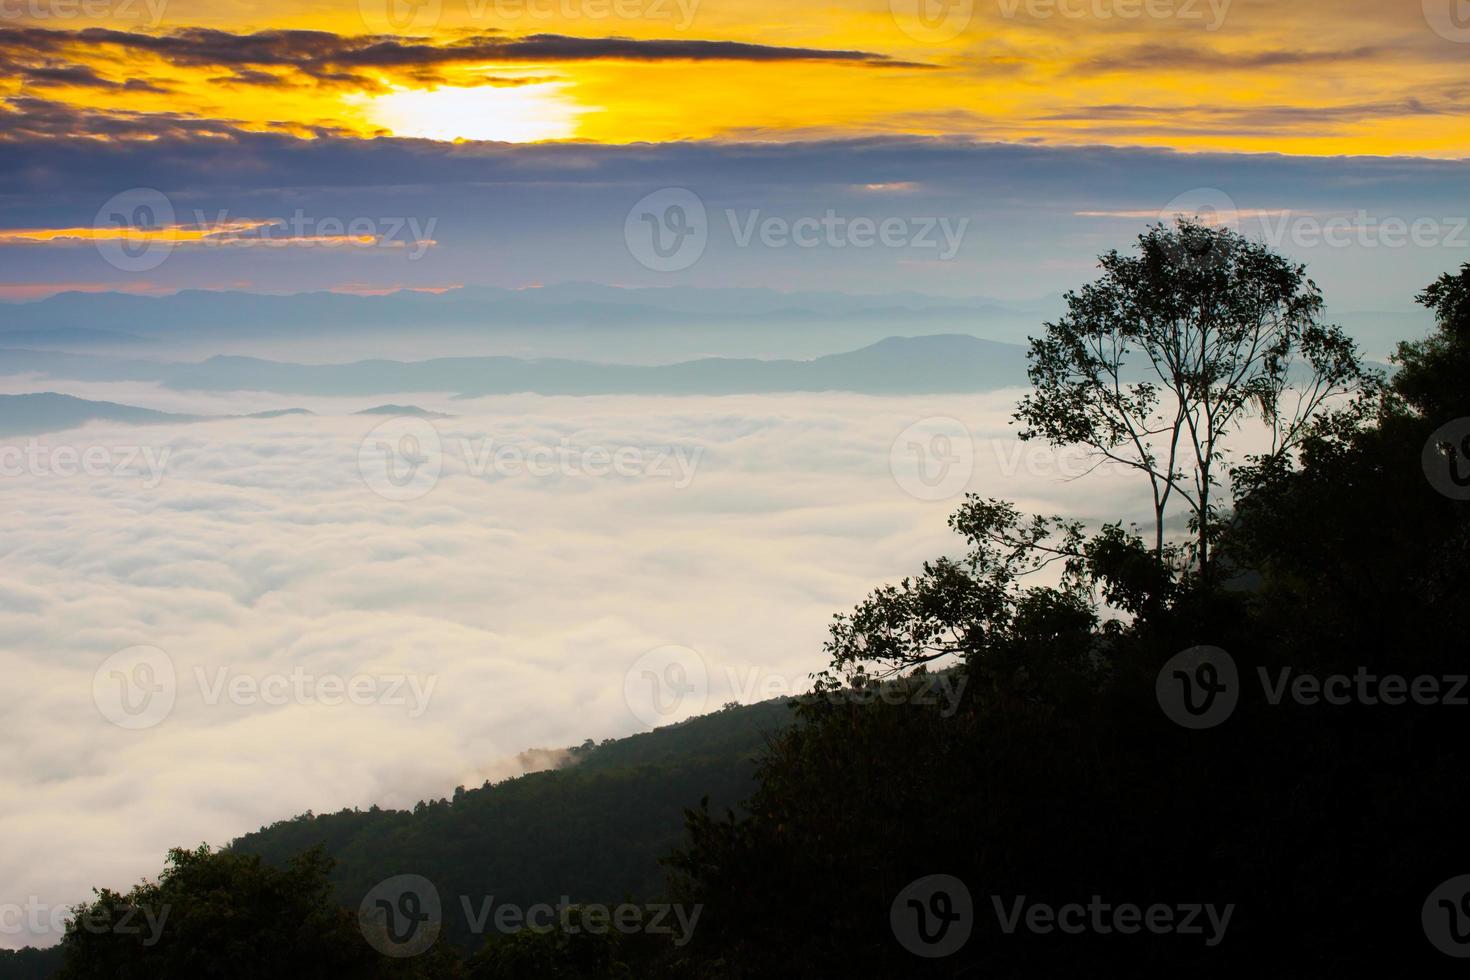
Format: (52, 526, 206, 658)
(2, 0, 1468, 151)
(0, 0, 1466, 306)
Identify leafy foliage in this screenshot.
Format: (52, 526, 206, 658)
(55, 846, 450, 979)
(1015, 218, 1375, 575)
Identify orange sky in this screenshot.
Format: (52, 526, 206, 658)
(1, 0, 1467, 154)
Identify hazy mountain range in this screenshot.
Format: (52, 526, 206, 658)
(0, 284, 1046, 362)
(0, 284, 1429, 363)
(0, 334, 1029, 405)
(0, 393, 196, 438)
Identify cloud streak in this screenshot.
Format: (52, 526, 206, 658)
(1072, 42, 1384, 74)
(0, 26, 921, 95)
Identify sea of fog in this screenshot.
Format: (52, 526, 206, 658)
(1, 383, 1168, 949)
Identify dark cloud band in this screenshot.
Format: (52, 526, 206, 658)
(0, 26, 924, 95)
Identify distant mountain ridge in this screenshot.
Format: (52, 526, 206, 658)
(0, 334, 1029, 400)
(0, 284, 1423, 365)
(0, 393, 200, 438)
(1, 283, 1037, 333)
(0, 284, 1051, 361)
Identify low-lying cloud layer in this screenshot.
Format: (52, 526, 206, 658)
(0, 387, 1156, 949)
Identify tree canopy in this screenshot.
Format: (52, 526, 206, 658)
(1015, 219, 1374, 575)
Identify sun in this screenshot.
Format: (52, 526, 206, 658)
(363, 82, 583, 143)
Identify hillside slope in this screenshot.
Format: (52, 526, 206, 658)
(228, 699, 794, 950)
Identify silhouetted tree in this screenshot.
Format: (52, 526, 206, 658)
(1015, 218, 1372, 577)
(56, 845, 451, 980)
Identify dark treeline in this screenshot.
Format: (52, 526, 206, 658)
(13, 231, 1470, 978)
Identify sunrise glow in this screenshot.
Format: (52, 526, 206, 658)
(363, 82, 584, 143)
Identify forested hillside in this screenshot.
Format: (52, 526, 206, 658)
(229, 700, 791, 948)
